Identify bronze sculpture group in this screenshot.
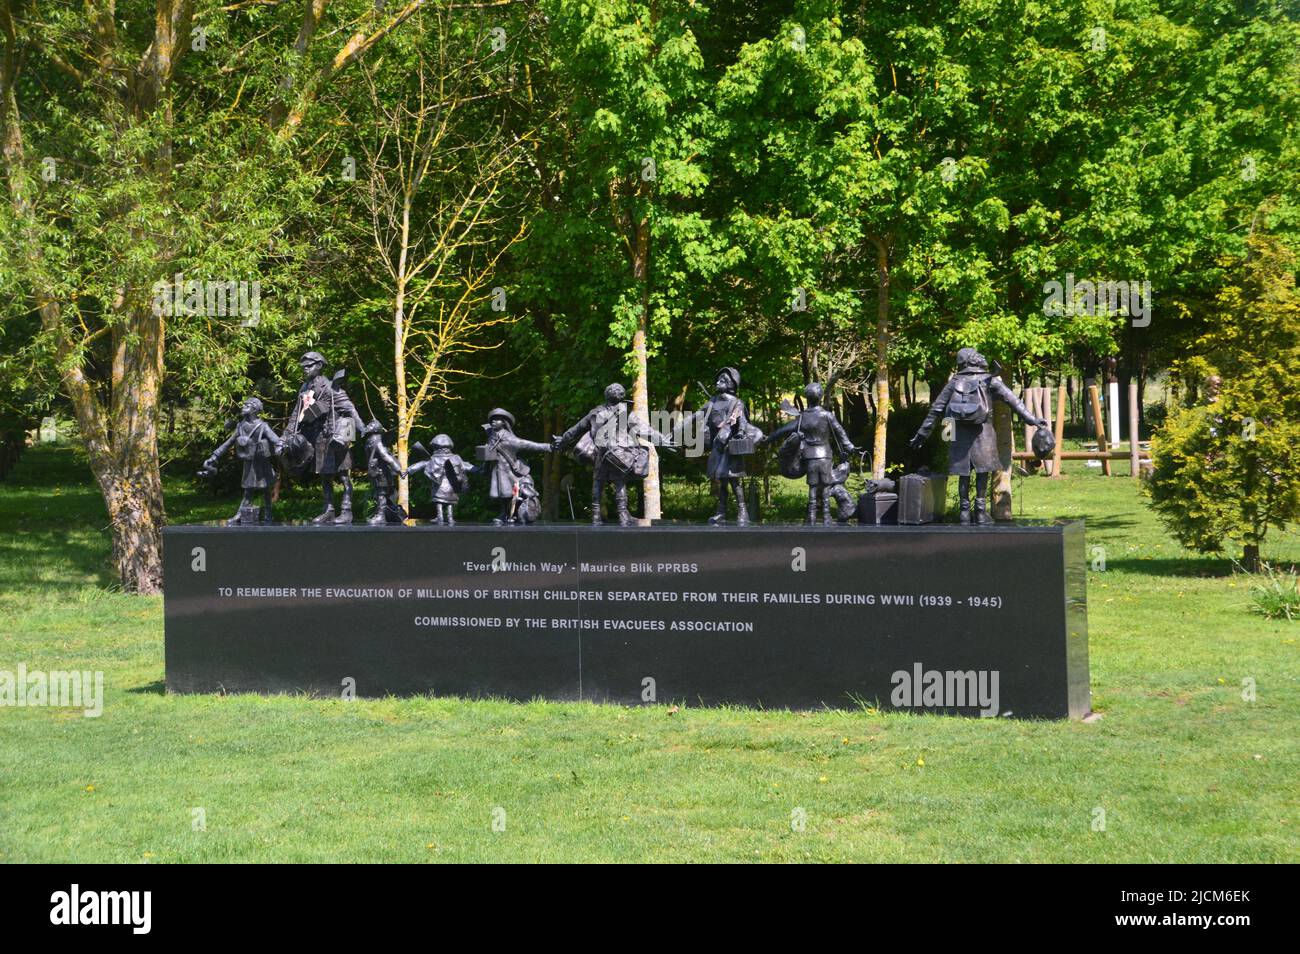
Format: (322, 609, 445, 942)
(201, 349, 1036, 527)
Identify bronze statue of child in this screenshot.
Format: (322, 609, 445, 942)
(407, 434, 477, 525)
(201, 397, 284, 525)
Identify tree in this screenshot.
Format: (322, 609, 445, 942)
(0, 1, 428, 590)
(543, 0, 712, 518)
(1146, 230, 1300, 570)
(353, 22, 534, 513)
(714, 4, 1004, 476)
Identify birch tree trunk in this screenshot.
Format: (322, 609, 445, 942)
(631, 215, 660, 521)
(870, 239, 892, 479)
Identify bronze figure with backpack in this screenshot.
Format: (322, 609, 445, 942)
(909, 348, 1046, 524)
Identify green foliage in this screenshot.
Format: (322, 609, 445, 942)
(1246, 562, 1300, 621)
(5, 0, 1300, 529)
(1147, 231, 1300, 560)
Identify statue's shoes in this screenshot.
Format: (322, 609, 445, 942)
(332, 509, 354, 525)
(311, 508, 336, 525)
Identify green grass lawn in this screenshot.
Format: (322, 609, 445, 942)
(1, 444, 1296, 862)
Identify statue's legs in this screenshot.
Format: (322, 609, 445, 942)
(494, 499, 514, 525)
(974, 472, 992, 525)
(958, 474, 972, 524)
(367, 490, 388, 525)
(708, 479, 727, 525)
(229, 489, 255, 525)
(731, 477, 749, 527)
(819, 488, 832, 526)
(613, 481, 632, 526)
(334, 474, 354, 523)
(806, 486, 817, 526)
(261, 488, 274, 524)
(444, 504, 455, 526)
(312, 476, 336, 524)
(591, 477, 605, 525)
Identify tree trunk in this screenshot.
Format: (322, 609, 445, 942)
(992, 401, 1014, 521)
(1242, 543, 1261, 574)
(1, 1, 187, 594)
(394, 192, 412, 516)
(631, 216, 660, 520)
(869, 239, 891, 479)
(394, 293, 410, 515)
(104, 477, 165, 594)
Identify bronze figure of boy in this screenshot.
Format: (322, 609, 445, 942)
(552, 383, 674, 526)
(761, 382, 859, 526)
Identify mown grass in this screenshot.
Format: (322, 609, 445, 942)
(0, 445, 1296, 862)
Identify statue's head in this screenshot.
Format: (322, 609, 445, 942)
(486, 408, 515, 432)
(431, 433, 454, 449)
(300, 351, 326, 379)
(364, 419, 383, 436)
(804, 382, 824, 406)
(604, 383, 627, 405)
(715, 366, 741, 394)
(240, 397, 264, 416)
(956, 347, 988, 372)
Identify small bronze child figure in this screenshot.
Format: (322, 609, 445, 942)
(552, 383, 674, 526)
(480, 408, 550, 525)
(407, 434, 476, 525)
(281, 351, 366, 525)
(687, 366, 763, 526)
(909, 348, 1046, 525)
(201, 397, 284, 525)
(761, 382, 859, 525)
(361, 420, 405, 525)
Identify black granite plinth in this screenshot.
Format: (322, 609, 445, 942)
(163, 522, 1089, 718)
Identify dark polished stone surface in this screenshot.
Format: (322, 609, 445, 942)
(163, 522, 1090, 718)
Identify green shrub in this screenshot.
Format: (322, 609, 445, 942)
(1246, 562, 1300, 620)
(1145, 232, 1300, 568)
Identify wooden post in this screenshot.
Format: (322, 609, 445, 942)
(1040, 386, 1054, 476)
(1128, 381, 1140, 479)
(1088, 384, 1111, 476)
(1051, 383, 1065, 479)
(1023, 387, 1039, 472)
(992, 400, 1013, 520)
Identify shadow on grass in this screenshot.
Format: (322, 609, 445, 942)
(1104, 557, 1236, 578)
(1052, 512, 1141, 532)
(128, 680, 166, 695)
(0, 529, 116, 592)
